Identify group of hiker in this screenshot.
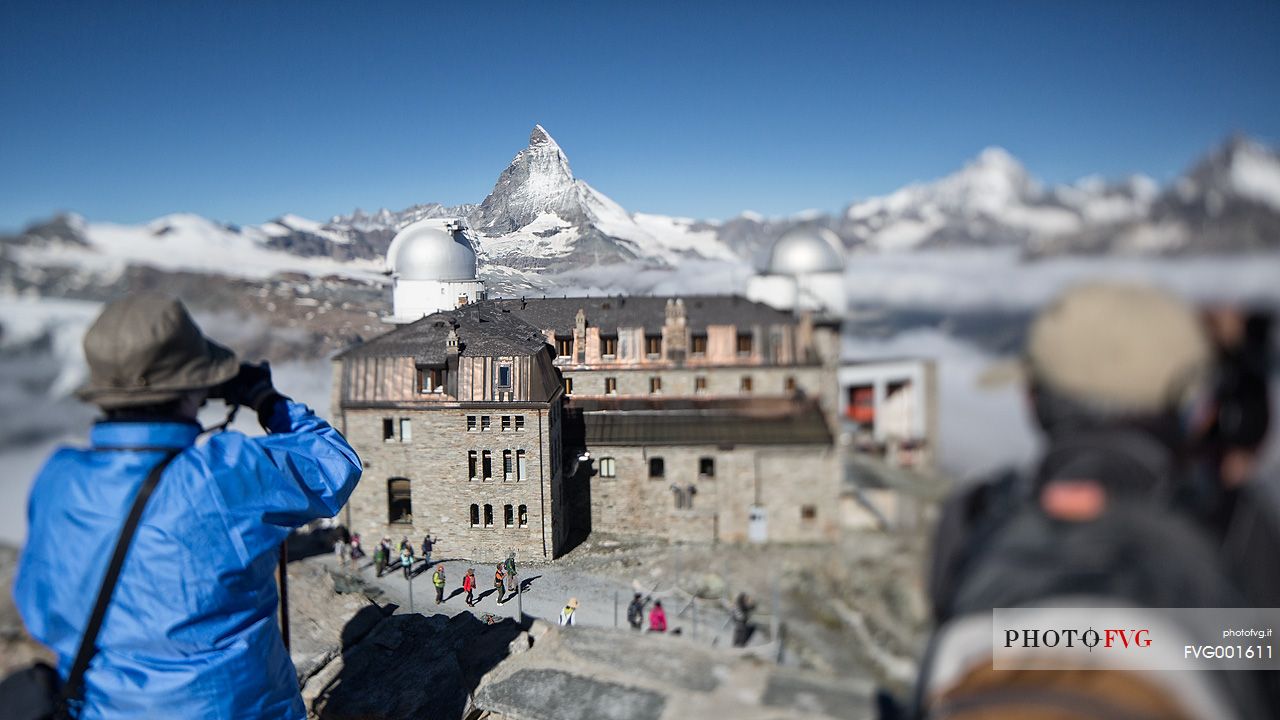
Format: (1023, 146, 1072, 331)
(363, 533, 436, 579)
(625, 593, 670, 633)
(622, 591, 753, 643)
(428, 554, 522, 607)
(332, 526, 364, 567)
(362, 542, 524, 608)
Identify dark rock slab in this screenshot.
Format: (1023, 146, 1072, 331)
(313, 612, 525, 720)
(761, 671, 874, 719)
(476, 668, 666, 720)
(559, 629, 720, 693)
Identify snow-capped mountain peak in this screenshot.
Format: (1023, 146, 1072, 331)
(929, 146, 1039, 211)
(846, 147, 1035, 222)
(1178, 136, 1280, 207)
(841, 146, 1075, 250)
(528, 123, 558, 149)
(466, 125, 738, 269)
(471, 125, 584, 234)
(965, 146, 1031, 190)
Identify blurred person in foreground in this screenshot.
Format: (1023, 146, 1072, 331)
(14, 293, 363, 718)
(910, 283, 1276, 720)
(1189, 306, 1278, 606)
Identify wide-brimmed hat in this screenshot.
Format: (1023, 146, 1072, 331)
(76, 293, 239, 409)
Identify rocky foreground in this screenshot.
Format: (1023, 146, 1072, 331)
(290, 557, 875, 720)
(0, 545, 54, 672)
(3, 532, 923, 719)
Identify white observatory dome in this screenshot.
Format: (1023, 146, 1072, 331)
(388, 218, 478, 281)
(765, 226, 845, 275)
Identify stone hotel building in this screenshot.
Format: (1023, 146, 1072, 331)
(331, 218, 934, 560)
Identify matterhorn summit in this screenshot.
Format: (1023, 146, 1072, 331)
(467, 125, 736, 271)
(471, 125, 594, 233)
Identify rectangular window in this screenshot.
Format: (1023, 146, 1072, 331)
(737, 332, 754, 355)
(785, 375, 797, 392)
(515, 415, 525, 431)
(419, 367, 445, 393)
(496, 364, 512, 389)
(740, 376, 753, 393)
(481, 415, 492, 432)
(645, 335, 662, 357)
(556, 337, 573, 358)
(382, 418, 395, 442)
(847, 385, 875, 425)
(601, 335, 618, 357)
(501, 415, 512, 432)
(695, 376, 707, 394)
(470, 503, 480, 527)
(518, 504, 528, 528)
(503, 450, 513, 481)
(563, 377, 574, 394)
(484, 504, 494, 527)
(469, 451, 478, 481)
(699, 457, 715, 478)
(482, 451, 492, 480)
(801, 505, 817, 521)
(691, 334, 708, 355)
(649, 457, 665, 478)
(599, 457, 617, 478)
(649, 376, 662, 394)
(517, 450, 527, 481)
(504, 504, 515, 528)
(388, 478, 412, 524)
(399, 418, 412, 443)
(605, 377, 618, 395)
(467, 415, 477, 432)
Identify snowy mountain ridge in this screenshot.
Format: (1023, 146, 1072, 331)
(3, 128, 1278, 292)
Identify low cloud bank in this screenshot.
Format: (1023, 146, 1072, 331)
(844, 249, 1280, 311)
(844, 329, 1041, 479)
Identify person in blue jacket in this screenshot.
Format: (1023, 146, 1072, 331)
(13, 293, 363, 719)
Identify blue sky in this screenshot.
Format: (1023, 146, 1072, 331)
(1, 1, 1277, 230)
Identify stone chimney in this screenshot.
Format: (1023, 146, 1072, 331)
(573, 308, 587, 364)
(796, 311, 815, 364)
(446, 326, 460, 357)
(446, 324, 461, 396)
(662, 298, 688, 364)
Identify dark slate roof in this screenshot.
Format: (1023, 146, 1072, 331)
(480, 295, 798, 335)
(335, 304, 549, 363)
(572, 397, 832, 447)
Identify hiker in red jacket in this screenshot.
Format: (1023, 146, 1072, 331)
(463, 568, 477, 607)
(648, 600, 667, 632)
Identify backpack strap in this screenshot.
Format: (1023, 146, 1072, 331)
(60, 449, 181, 716)
(926, 468, 1027, 625)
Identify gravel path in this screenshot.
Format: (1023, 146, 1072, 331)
(321, 553, 741, 647)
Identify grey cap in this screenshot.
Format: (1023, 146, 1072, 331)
(76, 293, 240, 409)
(1026, 283, 1210, 415)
